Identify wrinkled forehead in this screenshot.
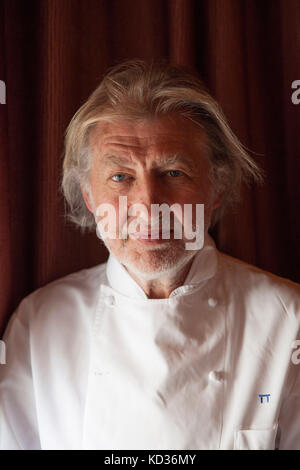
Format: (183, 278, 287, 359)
(88, 114, 210, 162)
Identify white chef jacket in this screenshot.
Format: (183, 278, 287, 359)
(0, 236, 300, 450)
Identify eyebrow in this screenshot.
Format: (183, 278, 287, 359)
(102, 154, 196, 171)
(158, 154, 196, 171)
(102, 155, 133, 167)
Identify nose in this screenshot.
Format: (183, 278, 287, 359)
(128, 173, 165, 227)
(131, 173, 161, 210)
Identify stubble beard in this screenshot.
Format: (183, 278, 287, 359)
(102, 236, 198, 282)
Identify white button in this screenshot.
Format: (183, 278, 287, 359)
(105, 295, 115, 307)
(208, 297, 218, 307)
(209, 371, 223, 383)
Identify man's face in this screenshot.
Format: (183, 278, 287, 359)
(82, 114, 220, 280)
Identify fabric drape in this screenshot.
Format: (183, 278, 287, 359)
(0, 0, 299, 334)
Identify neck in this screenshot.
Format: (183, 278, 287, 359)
(125, 257, 195, 299)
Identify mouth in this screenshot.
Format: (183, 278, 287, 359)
(129, 229, 174, 243)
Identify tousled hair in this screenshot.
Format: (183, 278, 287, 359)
(61, 59, 263, 231)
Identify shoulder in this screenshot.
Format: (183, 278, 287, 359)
(28, 262, 107, 307)
(217, 251, 300, 319)
(6, 261, 108, 334)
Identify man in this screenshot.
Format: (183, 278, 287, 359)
(0, 60, 299, 450)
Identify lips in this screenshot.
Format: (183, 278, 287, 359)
(130, 229, 173, 240)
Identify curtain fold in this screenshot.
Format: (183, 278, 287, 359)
(0, 0, 299, 333)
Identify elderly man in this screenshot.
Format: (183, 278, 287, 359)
(0, 60, 299, 450)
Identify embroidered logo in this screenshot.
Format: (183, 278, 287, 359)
(259, 393, 271, 404)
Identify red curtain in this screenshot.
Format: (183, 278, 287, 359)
(0, 0, 299, 334)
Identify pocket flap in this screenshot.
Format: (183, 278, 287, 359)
(234, 425, 278, 450)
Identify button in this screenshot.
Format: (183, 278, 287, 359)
(104, 295, 115, 307)
(209, 371, 223, 383)
(94, 370, 110, 376)
(208, 297, 218, 307)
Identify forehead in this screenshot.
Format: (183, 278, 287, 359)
(89, 114, 208, 159)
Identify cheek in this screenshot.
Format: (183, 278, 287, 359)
(178, 184, 214, 229)
(89, 175, 114, 208)
(89, 164, 110, 200)
(196, 178, 215, 205)
(94, 193, 128, 238)
(173, 184, 212, 206)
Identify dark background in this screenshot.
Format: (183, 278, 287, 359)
(0, 0, 299, 334)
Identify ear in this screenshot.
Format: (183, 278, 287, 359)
(81, 185, 94, 213)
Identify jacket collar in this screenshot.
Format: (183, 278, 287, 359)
(106, 234, 218, 300)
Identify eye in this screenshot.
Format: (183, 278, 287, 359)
(166, 170, 184, 178)
(111, 173, 128, 182)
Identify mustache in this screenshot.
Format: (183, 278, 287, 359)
(120, 216, 179, 236)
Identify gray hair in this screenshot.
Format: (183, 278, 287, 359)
(61, 59, 263, 231)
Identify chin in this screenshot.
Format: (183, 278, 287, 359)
(120, 246, 197, 281)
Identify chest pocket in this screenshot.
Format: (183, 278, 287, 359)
(234, 425, 278, 450)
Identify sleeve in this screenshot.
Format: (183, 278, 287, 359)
(0, 297, 41, 450)
(277, 338, 300, 449)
